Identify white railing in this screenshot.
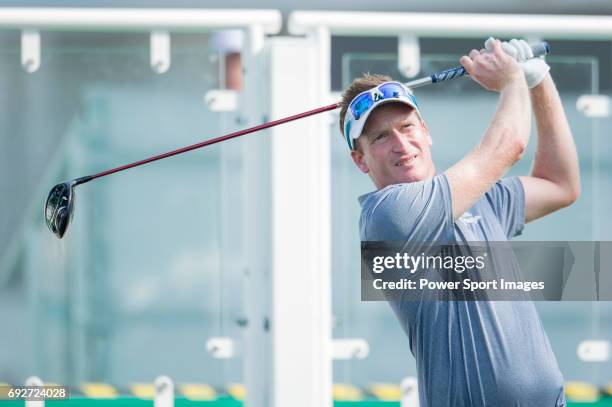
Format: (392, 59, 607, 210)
(0, 8, 281, 33)
(289, 11, 612, 38)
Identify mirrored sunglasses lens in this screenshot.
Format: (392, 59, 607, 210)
(379, 83, 407, 99)
(350, 93, 373, 120)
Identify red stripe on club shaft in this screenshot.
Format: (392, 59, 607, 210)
(92, 102, 341, 180)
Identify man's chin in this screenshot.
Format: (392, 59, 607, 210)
(374, 167, 434, 189)
(393, 168, 429, 184)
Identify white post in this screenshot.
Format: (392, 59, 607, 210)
(154, 376, 174, 407)
(241, 24, 272, 407)
(401, 377, 419, 407)
(398, 34, 420, 78)
(20, 29, 40, 73)
(150, 30, 170, 74)
(24, 376, 44, 407)
(268, 31, 333, 406)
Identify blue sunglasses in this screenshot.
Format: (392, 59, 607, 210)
(350, 82, 415, 120)
(344, 82, 419, 150)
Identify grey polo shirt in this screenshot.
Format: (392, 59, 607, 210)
(358, 174, 565, 407)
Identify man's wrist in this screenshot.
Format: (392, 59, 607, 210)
(529, 72, 552, 93)
(501, 73, 528, 92)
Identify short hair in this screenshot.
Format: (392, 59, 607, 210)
(338, 73, 393, 151)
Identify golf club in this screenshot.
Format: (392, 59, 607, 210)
(45, 42, 550, 239)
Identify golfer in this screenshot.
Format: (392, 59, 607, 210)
(340, 38, 580, 406)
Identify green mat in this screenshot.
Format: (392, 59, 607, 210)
(0, 397, 611, 406)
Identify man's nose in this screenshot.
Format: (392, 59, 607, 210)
(390, 131, 412, 153)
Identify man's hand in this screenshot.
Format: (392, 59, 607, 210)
(460, 39, 524, 92)
(485, 37, 550, 89)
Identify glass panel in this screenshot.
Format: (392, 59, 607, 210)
(334, 51, 612, 387)
(0, 32, 244, 388)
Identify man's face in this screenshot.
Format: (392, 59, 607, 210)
(350, 103, 435, 189)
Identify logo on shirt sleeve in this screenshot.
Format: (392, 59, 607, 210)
(459, 212, 482, 225)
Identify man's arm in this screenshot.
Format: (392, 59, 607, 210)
(445, 40, 531, 220)
(519, 74, 581, 223)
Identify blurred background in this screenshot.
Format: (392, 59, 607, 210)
(0, 1, 611, 406)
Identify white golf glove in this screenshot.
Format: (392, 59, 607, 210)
(485, 37, 550, 89)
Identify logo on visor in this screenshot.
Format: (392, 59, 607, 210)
(372, 89, 385, 102)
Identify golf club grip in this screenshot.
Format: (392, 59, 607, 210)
(419, 41, 550, 87)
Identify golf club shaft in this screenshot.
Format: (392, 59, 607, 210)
(89, 103, 340, 181)
(81, 41, 549, 183)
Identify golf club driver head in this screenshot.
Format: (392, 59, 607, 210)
(45, 180, 76, 239)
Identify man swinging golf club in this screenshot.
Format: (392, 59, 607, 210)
(341, 38, 580, 406)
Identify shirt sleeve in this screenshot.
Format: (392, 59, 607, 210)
(484, 176, 526, 239)
(362, 174, 454, 243)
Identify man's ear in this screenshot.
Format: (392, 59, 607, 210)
(351, 148, 369, 174)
